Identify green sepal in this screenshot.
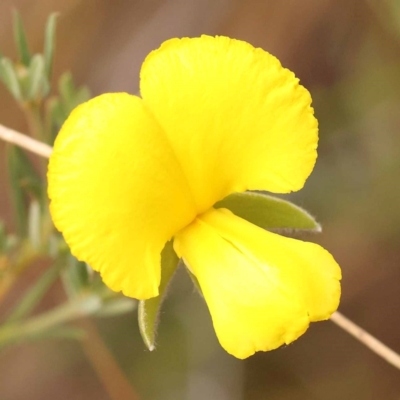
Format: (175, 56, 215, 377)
(59, 72, 75, 110)
(138, 240, 179, 351)
(27, 54, 47, 100)
(12, 10, 31, 66)
(95, 297, 136, 318)
(61, 254, 90, 298)
(185, 266, 203, 296)
(6, 146, 43, 236)
(43, 13, 58, 79)
(0, 57, 22, 101)
(215, 191, 321, 233)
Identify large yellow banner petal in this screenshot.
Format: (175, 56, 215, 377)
(48, 93, 196, 299)
(141, 36, 318, 213)
(174, 208, 341, 359)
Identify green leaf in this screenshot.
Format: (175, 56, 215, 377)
(7, 146, 43, 235)
(0, 58, 22, 101)
(61, 254, 90, 298)
(12, 10, 31, 66)
(6, 261, 62, 323)
(58, 72, 91, 116)
(46, 97, 67, 143)
(7, 147, 27, 235)
(138, 241, 179, 351)
(33, 325, 86, 341)
(28, 200, 41, 250)
(185, 267, 203, 296)
(215, 191, 321, 232)
(0, 325, 85, 348)
(58, 72, 75, 111)
(71, 85, 91, 109)
(43, 13, 58, 79)
(95, 297, 136, 318)
(7, 145, 43, 230)
(27, 54, 45, 100)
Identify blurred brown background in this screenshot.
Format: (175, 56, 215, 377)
(1, 0, 400, 399)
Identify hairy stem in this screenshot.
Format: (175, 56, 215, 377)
(330, 311, 400, 370)
(0, 124, 52, 158)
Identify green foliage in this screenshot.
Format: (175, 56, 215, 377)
(6, 261, 62, 323)
(215, 191, 321, 232)
(0, 10, 134, 351)
(47, 72, 91, 142)
(0, 58, 22, 101)
(43, 13, 58, 79)
(0, 12, 60, 106)
(12, 10, 31, 67)
(138, 241, 179, 351)
(6, 146, 42, 236)
(61, 254, 90, 298)
(27, 54, 48, 100)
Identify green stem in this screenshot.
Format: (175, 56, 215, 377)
(20, 101, 47, 175)
(22, 102, 44, 141)
(0, 294, 102, 349)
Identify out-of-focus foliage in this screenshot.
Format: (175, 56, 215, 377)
(0, 11, 135, 351)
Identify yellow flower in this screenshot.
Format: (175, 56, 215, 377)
(48, 36, 341, 359)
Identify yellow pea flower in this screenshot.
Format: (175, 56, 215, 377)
(48, 35, 341, 359)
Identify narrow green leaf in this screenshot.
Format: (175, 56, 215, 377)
(138, 241, 179, 351)
(215, 191, 321, 232)
(71, 85, 91, 109)
(41, 74, 50, 97)
(7, 146, 27, 235)
(33, 325, 86, 341)
(27, 54, 45, 100)
(185, 266, 203, 296)
(58, 72, 74, 111)
(48, 97, 67, 127)
(6, 262, 62, 323)
(8, 145, 43, 198)
(28, 200, 41, 250)
(13, 146, 43, 200)
(96, 297, 136, 318)
(0, 58, 22, 101)
(3, 325, 85, 347)
(7, 146, 43, 235)
(43, 13, 58, 79)
(12, 10, 31, 66)
(61, 254, 90, 298)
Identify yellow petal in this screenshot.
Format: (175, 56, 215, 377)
(141, 36, 318, 213)
(48, 93, 197, 299)
(174, 208, 341, 359)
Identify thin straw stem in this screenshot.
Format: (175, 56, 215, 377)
(0, 123, 52, 158)
(1, 123, 400, 371)
(330, 311, 400, 369)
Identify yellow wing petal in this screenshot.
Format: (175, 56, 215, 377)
(141, 36, 318, 213)
(48, 93, 196, 299)
(174, 208, 341, 359)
